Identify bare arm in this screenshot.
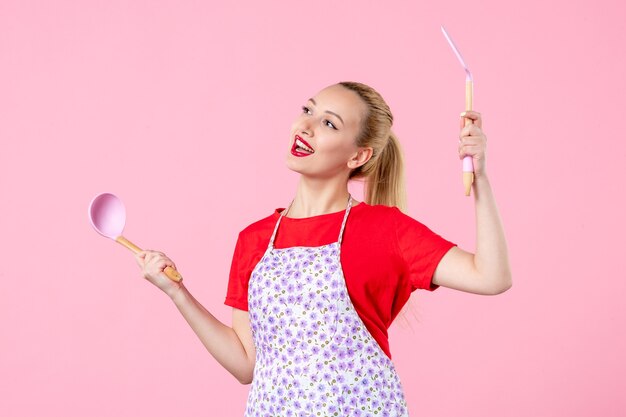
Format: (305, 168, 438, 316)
(169, 285, 256, 384)
(432, 175, 512, 294)
(135, 251, 256, 383)
(431, 110, 512, 295)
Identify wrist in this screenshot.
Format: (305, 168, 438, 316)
(168, 283, 187, 303)
(473, 172, 490, 185)
(472, 173, 494, 201)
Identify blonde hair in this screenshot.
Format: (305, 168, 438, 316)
(340, 81, 407, 213)
(340, 81, 419, 329)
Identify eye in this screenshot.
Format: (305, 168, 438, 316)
(301, 105, 312, 115)
(324, 120, 337, 130)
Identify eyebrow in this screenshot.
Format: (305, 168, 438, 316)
(308, 98, 344, 125)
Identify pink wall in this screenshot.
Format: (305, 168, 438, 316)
(1, 0, 624, 416)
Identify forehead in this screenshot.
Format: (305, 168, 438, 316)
(312, 85, 366, 127)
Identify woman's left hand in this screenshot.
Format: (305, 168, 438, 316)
(458, 110, 487, 180)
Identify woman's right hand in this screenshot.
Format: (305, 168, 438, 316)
(134, 250, 183, 298)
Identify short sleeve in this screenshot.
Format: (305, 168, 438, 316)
(393, 208, 457, 291)
(224, 231, 250, 311)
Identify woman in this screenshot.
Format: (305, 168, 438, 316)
(135, 81, 512, 416)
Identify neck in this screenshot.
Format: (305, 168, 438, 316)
(285, 175, 355, 218)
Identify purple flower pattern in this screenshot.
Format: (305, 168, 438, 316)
(244, 196, 409, 416)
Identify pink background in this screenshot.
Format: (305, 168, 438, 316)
(1, 0, 624, 416)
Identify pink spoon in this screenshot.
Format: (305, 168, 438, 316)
(441, 24, 475, 196)
(88, 192, 183, 282)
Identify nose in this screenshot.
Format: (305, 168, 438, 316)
(297, 118, 313, 137)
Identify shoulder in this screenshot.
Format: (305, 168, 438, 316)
(354, 202, 414, 225)
(236, 208, 282, 241)
(353, 202, 400, 217)
(356, 203, 440, 246)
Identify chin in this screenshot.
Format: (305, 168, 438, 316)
(285, 156, 304, 174)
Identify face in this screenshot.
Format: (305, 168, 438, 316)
(286, 84, 372, 179)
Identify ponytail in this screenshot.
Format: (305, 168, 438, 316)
(339, 81, 407, 213)
(364, 131, 407, 213)
(338, 82, 418, 325)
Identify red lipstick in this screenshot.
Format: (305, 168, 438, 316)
(291, 134, 315, 157)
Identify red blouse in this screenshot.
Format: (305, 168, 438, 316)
(224, 202, 457, 359)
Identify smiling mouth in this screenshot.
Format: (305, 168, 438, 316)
(292, 135, 315, 155)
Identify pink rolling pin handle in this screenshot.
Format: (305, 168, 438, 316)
(115, 236, 183, 282)
(462, 155, 474, 196)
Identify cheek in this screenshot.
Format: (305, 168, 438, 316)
(317, 134, 356, 160)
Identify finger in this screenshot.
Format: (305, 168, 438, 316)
(154, 253, 172, 265)
(144, 253, 163, 268)
(460, 135, 486, 145)
(149, 252, 165, 266)
(468, 124, 481, 136)
(460, 110, 481, 121)
(460, 127, 484, 141)
(155, 260, 175, 274)
(460, 111, 482, 128)
(460, 117, 474, 130)
(146, 250, 165, 261)
(458, 142, 481, 152)
(134, 251, 148, 267)
(459, 125, 473, 138)
(459, 145, 483, 158)
(461, 146, 485, 156)
(143, 251, 155, 264)
(155, 257, 173, 268)
(149, 251, 167, 262)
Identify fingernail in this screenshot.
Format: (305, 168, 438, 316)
(460, 111, 467, 117)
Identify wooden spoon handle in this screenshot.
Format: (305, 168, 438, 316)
(115, 235, 142, 253)
(164, 266, 183, 282)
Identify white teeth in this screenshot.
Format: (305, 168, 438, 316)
(295, 138, 314, 153)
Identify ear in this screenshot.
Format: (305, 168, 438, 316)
(347, 147, 373, 169)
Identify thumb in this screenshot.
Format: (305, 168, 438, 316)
(134, 251, 147, 266)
